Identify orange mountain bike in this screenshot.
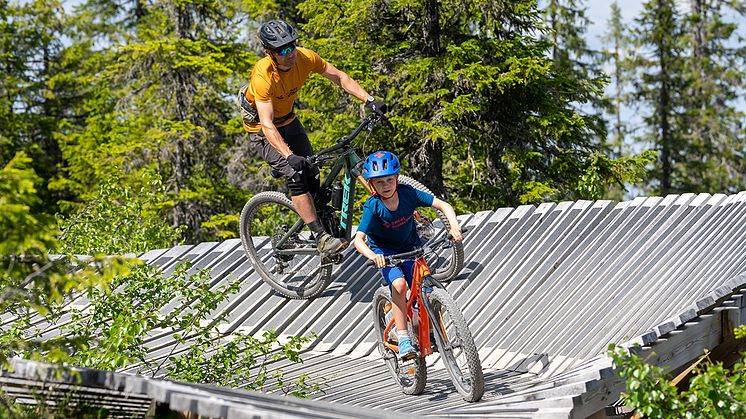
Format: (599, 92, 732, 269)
(371, 233, 484, 402)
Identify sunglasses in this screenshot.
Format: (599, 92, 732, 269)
(275, 43, 296, 56)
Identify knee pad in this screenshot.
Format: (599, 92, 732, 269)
(286, 165, 320, 197)
(286, 172, 309, 196)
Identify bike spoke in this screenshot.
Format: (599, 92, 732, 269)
(240, 192, 333, 299)
(429, 288, 484, 401)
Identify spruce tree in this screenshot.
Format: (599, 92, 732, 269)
(298, 0, 651, 208)
(0, 0, 77, 213)
(544, 0, 596, 79)
(628, 0, 685, 194)
(678, 0, 746, 192)
(600, 1, 630, 159)
(57, 0, 255, 241)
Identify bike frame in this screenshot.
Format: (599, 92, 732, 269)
(318, 148, 368, 239)
(272, 115, 378, 256)
(382, 256, 442, 358)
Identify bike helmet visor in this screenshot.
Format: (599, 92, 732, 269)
(363, 151, 400, 179)
(258, 20, 300, 50)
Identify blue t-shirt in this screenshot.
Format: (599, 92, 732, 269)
(357, 184, 435, 252)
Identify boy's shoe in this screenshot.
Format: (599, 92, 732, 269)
(316, 233, 345, 256)
(398, 337, 416, 360)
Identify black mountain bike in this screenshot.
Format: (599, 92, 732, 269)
(239, 113, 464, 299)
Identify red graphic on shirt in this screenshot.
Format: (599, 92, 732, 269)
(382, 214, 413, 229)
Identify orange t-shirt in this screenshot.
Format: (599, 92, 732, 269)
(243, 47, 327, 132)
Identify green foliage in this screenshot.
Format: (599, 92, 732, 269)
(1, 389, 111, 418)
(202, 213, 240, 239)
(625, 0, 746, 195)
(298, 0, 651, 209)
(609, 336, 746, 417)
(675, 1, 746, 194)
(577, 150, 657, 200)
(1, 152, 321, 401)
(42, 0, 258, 243)
(58, 172, 182, 255)
(168, 330, 325, 397)
(57, 263, 226, 370)
(0, 153, 129, 365)
(0, 153, 57, 256)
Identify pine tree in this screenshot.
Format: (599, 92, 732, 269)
(298, 0, 651, 208)
(628, 0, 685, 194)
(677, 0, 746, 192)
(600, 1, 630, 158)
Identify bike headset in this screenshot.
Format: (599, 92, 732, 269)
(258, 20, 300, 66)
(363, 150, 400, 200)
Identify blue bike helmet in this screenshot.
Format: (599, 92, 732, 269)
(363, 150, 400, 179)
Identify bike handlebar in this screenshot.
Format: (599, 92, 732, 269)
(307, 112, 387, 166)
(365, 228, 468, 268)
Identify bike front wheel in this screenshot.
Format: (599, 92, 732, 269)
(372, 287, 427, 395)
(239, 191, 332, 299)
(429, 287, 484, 402)
(398, 175, 464, 282)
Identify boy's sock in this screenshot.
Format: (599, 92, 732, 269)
(396, 330, 409, 342)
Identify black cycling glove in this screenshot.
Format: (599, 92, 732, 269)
(286, 154, 308, 172)
(365, 97, 387, 115)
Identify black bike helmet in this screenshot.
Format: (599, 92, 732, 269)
(258, 20, 300, 49)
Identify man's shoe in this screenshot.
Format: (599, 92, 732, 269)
(398, 337, 416, 360)
(316, 232, 345, 256)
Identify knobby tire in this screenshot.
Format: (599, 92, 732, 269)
(372, 287, 427, 395)
(429, 287, 484, 402)
(240, 191, 332, 299)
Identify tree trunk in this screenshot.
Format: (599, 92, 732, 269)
(614, 34, 623, 156)
(413, 0, 445, 195)
(658, 1, 672, 195)
(410, 139, 445, 196)
(422, 0, 441, 56)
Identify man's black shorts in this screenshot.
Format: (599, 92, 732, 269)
(249, 118, 320, 196)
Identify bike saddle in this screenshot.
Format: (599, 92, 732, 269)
(271, 169, 283, 178)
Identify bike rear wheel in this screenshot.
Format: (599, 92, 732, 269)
(398, 176, 464, 282)
(372, 287, 426, 395)
(428, 287, 484, 402)
(239, 191, 332, 299)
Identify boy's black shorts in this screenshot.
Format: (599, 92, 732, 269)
(249, 118, 320, 196)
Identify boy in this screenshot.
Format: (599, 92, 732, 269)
(353, 151, 463, 359)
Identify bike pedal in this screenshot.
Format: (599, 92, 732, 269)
(329, 252, 344, 264)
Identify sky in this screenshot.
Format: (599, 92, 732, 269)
(586, 0, 643, 50)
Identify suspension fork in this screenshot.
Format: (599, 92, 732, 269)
(421, 274, 447, 345)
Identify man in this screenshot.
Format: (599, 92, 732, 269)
(239, 19, 386, 255)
